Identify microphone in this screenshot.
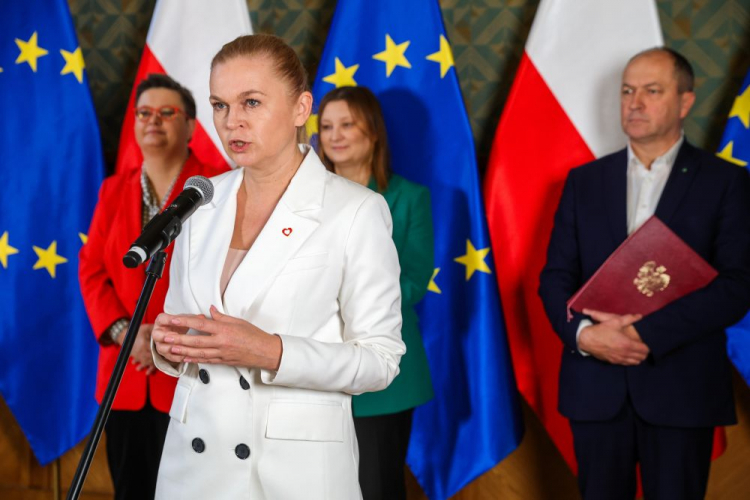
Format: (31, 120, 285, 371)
(123, 175, 214, 268)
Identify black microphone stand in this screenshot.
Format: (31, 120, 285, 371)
(66, 251, 168, 500)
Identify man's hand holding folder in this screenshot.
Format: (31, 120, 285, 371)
(568, 216, 717, 364)
(577, 309, 648, 365)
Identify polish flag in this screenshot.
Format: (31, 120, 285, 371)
(484, 0, 665, 470)
(115, 0, 252, 172)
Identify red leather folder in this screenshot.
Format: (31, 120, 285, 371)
(567, 216, 718, 320)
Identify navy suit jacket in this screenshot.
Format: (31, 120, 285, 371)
(539, 141, 750, 427)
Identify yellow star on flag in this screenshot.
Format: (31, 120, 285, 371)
(372, 34, 411, 77)
(33, 241, 68, 278)
(60, 47, 85, 83)
(323, 58, 359, 88)
(428, 268, 442, 294)
(717, 141, 748, 167)
(15, 32, 49, 72)
(454, 239, 492, 281)
(305, 113, 318, 138)
(728, 85, 750, 128)
(0, 231, 19, 269)
(426, 35, 455, 78)
(79, 232, 88, 244)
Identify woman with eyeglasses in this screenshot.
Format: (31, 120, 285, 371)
(79, 73, 226, 500)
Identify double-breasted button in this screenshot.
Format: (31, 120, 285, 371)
(192, 438, 205, 453)
(239, 376, 250, 390)
(235, 444, 250, 460)
(199, 369, 210, 384)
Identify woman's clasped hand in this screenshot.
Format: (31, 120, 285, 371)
(152, 306, 282, 370)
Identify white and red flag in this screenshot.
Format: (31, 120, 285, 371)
(116, 0, 252, 172)
(484, 0, 664, 470)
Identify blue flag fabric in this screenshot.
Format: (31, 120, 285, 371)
(718, 70, 750, 387)
(0, 1, 103, 464)
(311, 2, 522, 497)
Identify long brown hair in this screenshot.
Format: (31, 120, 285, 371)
(318, 86, 391, 192)
(211, 34, 310, 143)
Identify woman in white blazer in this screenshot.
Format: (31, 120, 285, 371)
(150, 34, 405, 499)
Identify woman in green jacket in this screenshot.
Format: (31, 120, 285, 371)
(318, 86, 435, 500)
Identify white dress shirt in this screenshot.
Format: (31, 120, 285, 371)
(626, 135, 683, 235)
(575, 135, 684, 354)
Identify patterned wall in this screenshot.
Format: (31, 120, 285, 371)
(68, 0, 750, 171)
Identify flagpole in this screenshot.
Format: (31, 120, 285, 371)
(53, 458, 60, 500)
(66, 251, 168, 500)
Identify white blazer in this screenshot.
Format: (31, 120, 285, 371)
(153, 147, 405, 500)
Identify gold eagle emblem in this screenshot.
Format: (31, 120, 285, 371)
(634, 261, 671, 297)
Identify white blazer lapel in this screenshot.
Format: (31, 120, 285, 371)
(223, 148, 326, 319)
(187, 169, 244, 315)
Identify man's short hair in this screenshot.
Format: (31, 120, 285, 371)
(629, 47, 695, 93)
(628, 47, 695, 94)
(135, 73, 197, 119)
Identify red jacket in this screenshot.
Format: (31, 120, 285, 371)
(79, 153, 227, 412)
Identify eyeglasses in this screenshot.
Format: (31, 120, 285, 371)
(135, 105, 187, 122)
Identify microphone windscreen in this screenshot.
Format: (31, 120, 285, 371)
(184, 175, 214, 205)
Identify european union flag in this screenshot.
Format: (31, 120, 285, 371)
(718, 69, 750, 388)
(311, 1, 522, 497)
(0, 1, 103, 464)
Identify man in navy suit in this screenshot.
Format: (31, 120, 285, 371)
(539, 47, 750, 500)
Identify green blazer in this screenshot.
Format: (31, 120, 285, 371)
(352, 174, 435, 417)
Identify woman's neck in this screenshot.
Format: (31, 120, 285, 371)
(334, 162, 371, 186)
(230, 147, 306, 251)
(143, 150, 188, 200)
(242, 146, 305, 202)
